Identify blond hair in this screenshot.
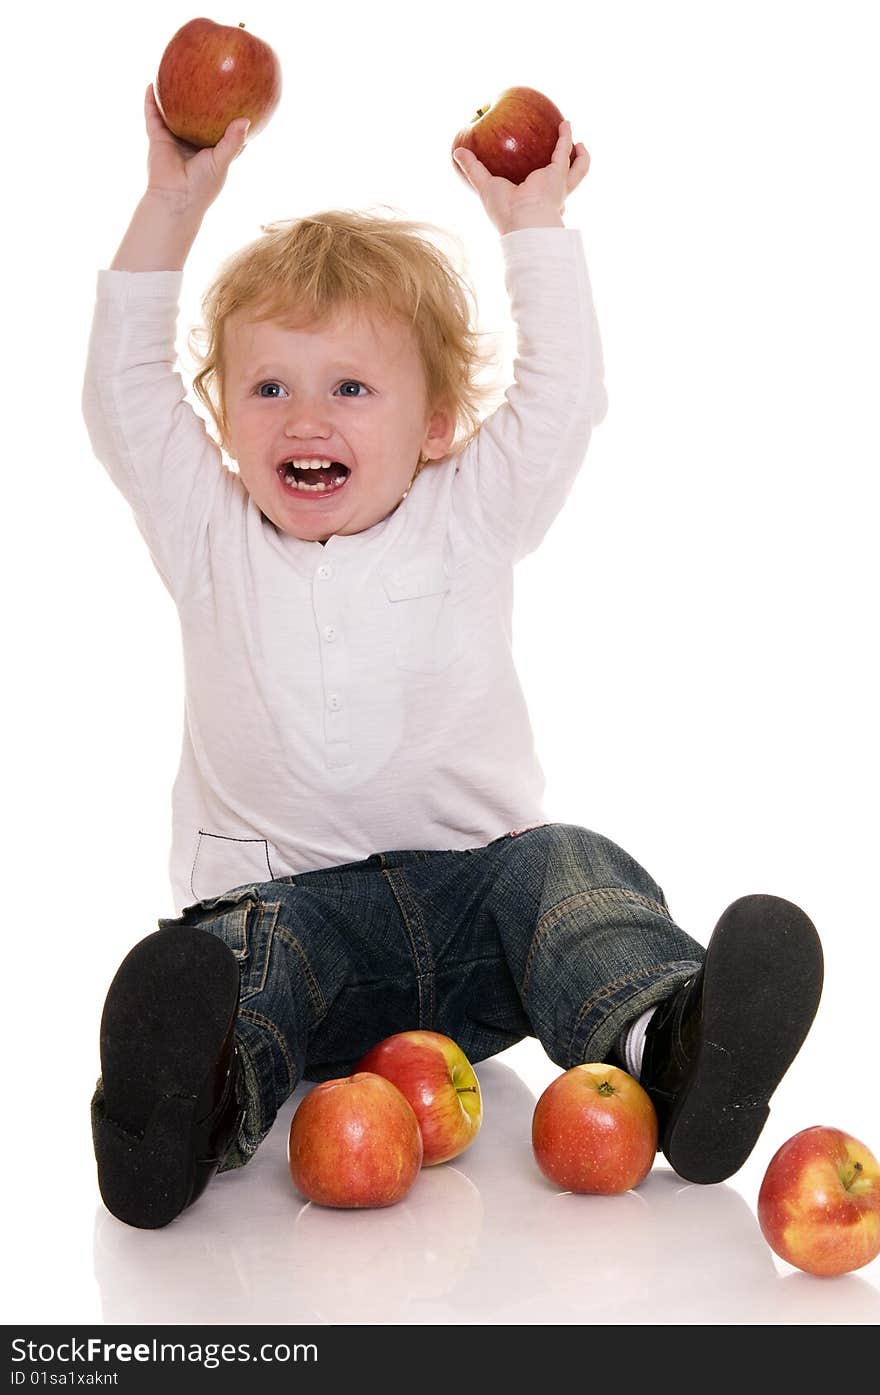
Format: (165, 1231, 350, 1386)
(189, 207, 503, 465)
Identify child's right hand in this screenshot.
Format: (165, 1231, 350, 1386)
(144, 84, 249, 212)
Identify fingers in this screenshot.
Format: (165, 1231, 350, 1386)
(145, 82, 183, 150)
(554, 120, 591, 192)
(551, 119, 574, 169)
(453, 146, 493, 196)
(217, 117, 251, 163)
(144, 82, 165, 137)
(567, 142, 591, 191)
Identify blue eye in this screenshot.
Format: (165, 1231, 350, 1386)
(337, 380, 369, 397)
(257, 381, 286, 398)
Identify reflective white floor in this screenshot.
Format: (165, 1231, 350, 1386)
(10, 1034, 879, 1326)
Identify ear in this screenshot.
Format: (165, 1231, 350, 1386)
(419, 405, 456, 463)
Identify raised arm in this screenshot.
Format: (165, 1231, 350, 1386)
(451, 123, 607, 563)
(82, 87, 250, 599)
(112, 84, 249, 271)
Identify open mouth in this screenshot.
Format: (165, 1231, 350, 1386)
(277, 460, 351, 495)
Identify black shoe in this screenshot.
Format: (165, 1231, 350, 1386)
(640, 893, 823, 1184)
(92, 925, 244, 1229)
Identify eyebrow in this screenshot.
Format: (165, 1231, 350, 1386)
(245, 361, 378, 379)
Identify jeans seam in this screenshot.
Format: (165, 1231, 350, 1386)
(238, 1004, 297, 1095)
(380, 867, 436, 1026)
(273, 922, 327, 1023)
(522, 886, 672, 997)
(248, 900, 279, 1000)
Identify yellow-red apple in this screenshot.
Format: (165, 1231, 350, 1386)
(287, 1072, 422, 1208)
(356, 1031, 482, 1165)
(531, 1063, 658, 1195)
(452, 86, 576, 185)
(757, 1125, 880, 1276)
(155, 18, 282, 149)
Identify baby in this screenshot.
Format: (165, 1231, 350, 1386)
(83, 87, 823, 1229)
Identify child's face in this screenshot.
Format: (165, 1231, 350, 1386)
(222, 302, 454, 542)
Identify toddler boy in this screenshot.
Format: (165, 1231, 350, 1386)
(83, 87, 823, 1228)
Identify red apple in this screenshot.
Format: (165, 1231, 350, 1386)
(155, 17, 282, 149)
(531, 1063, 658, 1195)
(757, 1125, 880, 1276)
(452, 86, 576, 185)
(356, 1031, 482, 1165)
(287, 1072, 423, 1208)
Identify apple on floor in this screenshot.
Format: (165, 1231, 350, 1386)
(288, 1072, 422, 1209)
(758, 1124, 880, 1276)
(357, 1030, 483, 1166)
(531, 1062, 658, 1195)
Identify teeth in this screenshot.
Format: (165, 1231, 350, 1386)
(280, 460, 348, 493)
(282, 458, 339, 470)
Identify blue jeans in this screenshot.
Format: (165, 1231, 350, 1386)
(145, 823, 704, 1171)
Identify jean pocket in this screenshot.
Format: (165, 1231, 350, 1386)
(161, 884, 279, 1005)
(190, 830, 278, 904)
(380, 558, 459, 673)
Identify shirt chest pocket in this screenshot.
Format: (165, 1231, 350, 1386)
(380, 559, 459, 674)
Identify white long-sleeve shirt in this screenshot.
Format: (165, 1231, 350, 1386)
(82, 227, 607, 913)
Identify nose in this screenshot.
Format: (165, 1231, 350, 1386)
(282, 396, 332, 440)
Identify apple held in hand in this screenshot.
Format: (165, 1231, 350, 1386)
(288, 1072, 423, 1208)
(357, 1031, 482, 1165)
(757, 1126, 880, 1276)
(531, 1063, 658, 1195)
(155, 17, 282, 149)
(452, 86, 575, 185)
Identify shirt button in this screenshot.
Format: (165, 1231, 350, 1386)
(317, 565, 332, 580)
(327, 694, 342, 711)
(323, 626, 337, 642)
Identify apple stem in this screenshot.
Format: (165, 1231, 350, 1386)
(472, 106, 491, 123)
(456, 1086, 478, 1095)
(842, 1160, 864, 1190)
(239, 21, 246, 28)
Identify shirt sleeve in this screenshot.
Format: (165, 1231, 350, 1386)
(80, 269, 233, 601)
(450, 226, 608, 564)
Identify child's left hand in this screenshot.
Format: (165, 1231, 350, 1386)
(453, 121, 590, 234)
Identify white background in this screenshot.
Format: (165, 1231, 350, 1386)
(4, 0, 878, 1326)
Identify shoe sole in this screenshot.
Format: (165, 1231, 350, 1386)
(663, 894, 823, 1184)
(93, 926, 240, 1229)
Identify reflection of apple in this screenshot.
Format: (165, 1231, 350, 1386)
(758, 1125, 880, 1276)
(531, 1063, 658, 1194)
(155, 18, 282, 149)
(287, 1073, 422, 1208)
(291, 1203, 420, 1322)
(290, 1164, 484, 1321)
(356, 1031, 482, 1165)
(452, 86, 575, 185)
(395, 1166, 485, 1297)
